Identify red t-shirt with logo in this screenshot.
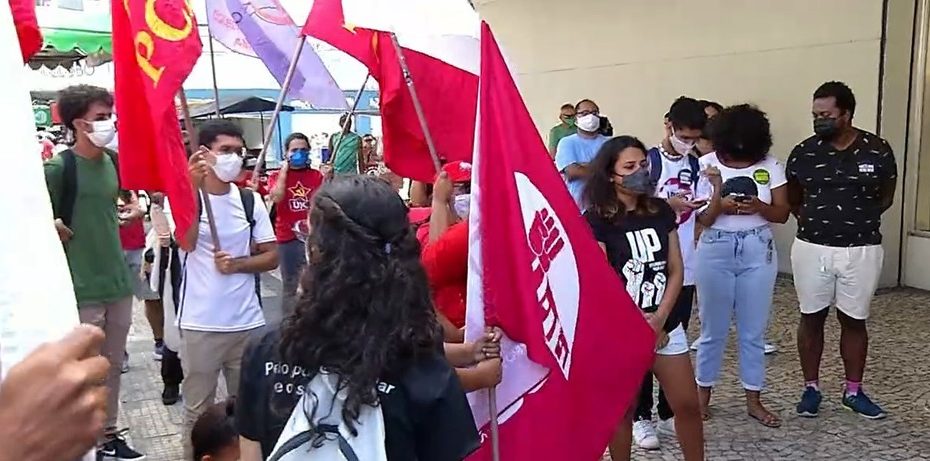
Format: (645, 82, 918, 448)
(270, 168, 323, 243)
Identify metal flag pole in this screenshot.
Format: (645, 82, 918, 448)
(206, 30, 223, 118)
(388, 32, 443, 172)
(326, 73, 371, 170)
(252, 36, 306, 180)
(178, 91, 222, 251)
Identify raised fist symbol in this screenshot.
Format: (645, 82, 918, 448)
(528, 208, 565, 273)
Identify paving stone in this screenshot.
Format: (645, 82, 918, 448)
(117, 275, 930, 460)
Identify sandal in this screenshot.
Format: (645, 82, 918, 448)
(698, 386, 712, 421)
(748, 405, 782, 428)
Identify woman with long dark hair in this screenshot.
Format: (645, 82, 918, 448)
(236, 176, 480, 461)
(583, 136, 704, 461)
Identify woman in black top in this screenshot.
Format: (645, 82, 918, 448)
(237, 176, 479, 460)
(583, 136, 704, 461)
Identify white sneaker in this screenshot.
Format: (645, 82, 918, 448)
(656, 417, 676, 436)
(632, 420, 660, 450)
(689, 342, 698, 352)
(764, 343, 778, 355)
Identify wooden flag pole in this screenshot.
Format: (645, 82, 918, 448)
(252, 36, 306, 181)
(326, 73, 371, 170)
(489, 386, 501, 461)
(178, 91, 222, 251)
(388, 32, 443, 173)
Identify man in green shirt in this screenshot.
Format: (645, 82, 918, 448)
(43, 85, 143, 460)
(548, 103, 577, 158)
(328, 113, 362, 175)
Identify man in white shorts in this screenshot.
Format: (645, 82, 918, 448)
(786, 81, 897, 420)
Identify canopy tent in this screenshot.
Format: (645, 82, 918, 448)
(185, 95, 296, 118)
(29, 2, 112, 70)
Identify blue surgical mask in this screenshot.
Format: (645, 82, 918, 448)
(289, 149, 309, 168)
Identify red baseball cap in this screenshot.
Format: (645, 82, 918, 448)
(439, 161, 472, 183)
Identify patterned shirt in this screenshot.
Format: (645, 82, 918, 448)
(786, 130, 897, 247)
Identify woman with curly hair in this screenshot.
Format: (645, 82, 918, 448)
(583, 136, 704, 461)
(693, 104, 790, 428)
(235, 175, 481, 461)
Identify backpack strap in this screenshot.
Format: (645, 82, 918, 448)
(647, 147, 662, 186)
(105, 150, 121, 191)
(688, 154, 700, 184)
(59, 149, 78, 227)
(267, 426, 360, 461)
(236, 186, 263, 307)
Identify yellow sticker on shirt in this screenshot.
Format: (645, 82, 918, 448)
(753, 169, 770, 185)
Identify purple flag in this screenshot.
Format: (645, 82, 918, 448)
(210, 0, 348, 110)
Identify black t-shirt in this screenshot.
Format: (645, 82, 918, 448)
(585, 201, 680, 332)
(786, 130, 897, 247)
(237, 327, 480, 461)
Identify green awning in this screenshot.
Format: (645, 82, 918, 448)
(42, 26, 112, 55)
(29, 5, 112, 69)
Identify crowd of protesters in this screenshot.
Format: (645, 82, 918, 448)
(0, 78, 897, 461)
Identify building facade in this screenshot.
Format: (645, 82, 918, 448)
(478, 0, 930, 289)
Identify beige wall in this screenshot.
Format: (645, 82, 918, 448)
(478, 0, 905, 284)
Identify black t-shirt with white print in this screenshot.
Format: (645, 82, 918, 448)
(585, 201, 680, 332)
(786, 130, 897, 247)
(236, 327, 480, 460)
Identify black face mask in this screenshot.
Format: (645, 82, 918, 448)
(814, 117, 839, 140)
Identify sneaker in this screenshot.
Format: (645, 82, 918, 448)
(162, 384, 180, 406)
(690, 342, 698, 352)
(98, 430, 145, 460)
(632, 420, 660, 450)
(656, 417, 676, 436)
(764, 343, 778, 355)
(153, 340, 164, 361)
(796, 387, 822, 417)
(842, 390, 886, 420)
(120, 352, 130, 374)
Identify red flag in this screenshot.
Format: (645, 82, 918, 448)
(111, 0, 201, 239)
(302, 0, 477, 182)
(10, 0, 42, 62)
(464, 23, 656, 461)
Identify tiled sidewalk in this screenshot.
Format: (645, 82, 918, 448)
(118, 276, 930, 460)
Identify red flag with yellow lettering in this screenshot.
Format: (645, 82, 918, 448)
(111, 0, 201, 239)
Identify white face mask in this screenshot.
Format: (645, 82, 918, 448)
(575, 113, 600, 132)
(212, 154, 243, 182)
(85, 119, 116, 147)
(669, 133, 696, 156)
(453, 193, 471, 219)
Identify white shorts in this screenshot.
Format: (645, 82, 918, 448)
(657, 325, 689, 356)
(790, 238, 883, 320)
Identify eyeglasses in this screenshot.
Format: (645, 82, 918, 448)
(576, 110, 598, 117)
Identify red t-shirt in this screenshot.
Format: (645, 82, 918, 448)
(235, 170, 270, 196)
(421, 221, 468, 328)
(408, 207, 431, 247)
(119, 218, 146, 250)
(270, 168, 323, 243)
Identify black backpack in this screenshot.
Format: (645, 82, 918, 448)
(55, 149, 121, 227)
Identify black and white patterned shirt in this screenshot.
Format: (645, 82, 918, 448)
(786, 130, 897, 247)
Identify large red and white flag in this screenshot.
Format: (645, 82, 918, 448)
(302, 0, 478, 181)
(464, 23, 656, 461)
(111, 0, 202, 241)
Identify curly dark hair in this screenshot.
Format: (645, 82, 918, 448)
(284, 132, 310, 151)
(56, 85, 113, 131)
(191, 397, 237, 461)
(583, 135, 664, 222)
(280, 175, 442, 435)
(198, 119, 243, 148)
(708, 104, 772, 163)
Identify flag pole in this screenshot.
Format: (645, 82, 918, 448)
(178, 90, 222, 251)
(206, 29, 223, 118)
(251, 36, 306, 181)
(388, 33, 442, 173)
(489, 386, 501, 461)
(326, 73, 370, 169)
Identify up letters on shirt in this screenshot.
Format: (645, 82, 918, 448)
(623, 229, 666, 311)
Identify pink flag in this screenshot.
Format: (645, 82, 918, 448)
(464, 22, 656, 461)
